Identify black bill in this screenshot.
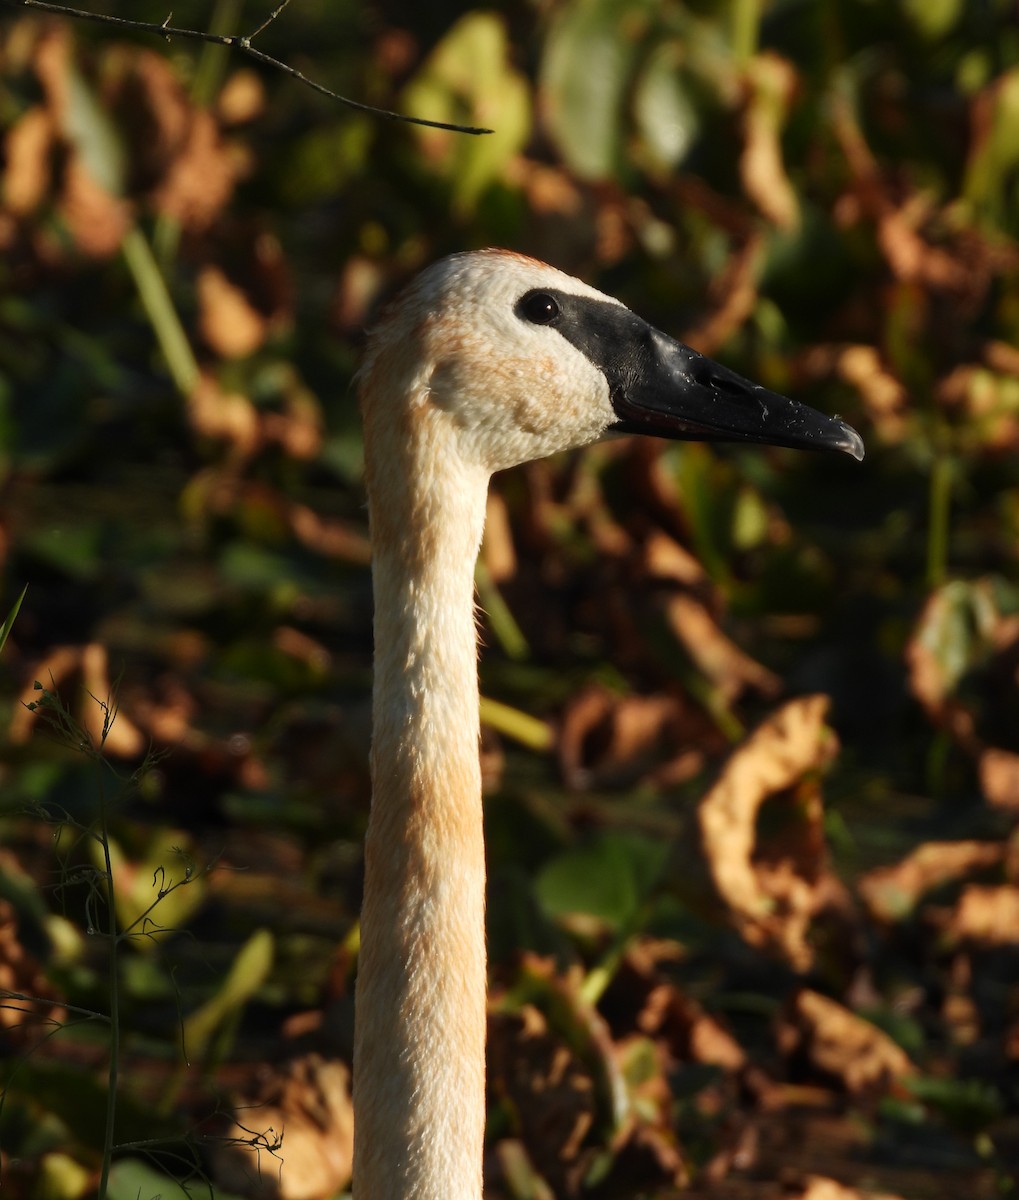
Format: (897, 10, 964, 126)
(516, 289, 865, 461)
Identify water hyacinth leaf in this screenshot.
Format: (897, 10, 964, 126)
(633, 40, 700, 171)
(536, 831, 668, 931)
(401, 13, 530, 212)
(182, 927, 274, 1061)
(88, 833, 206, 947)
(106, 1158, 204, 1200)
(542, 0, 656, 180)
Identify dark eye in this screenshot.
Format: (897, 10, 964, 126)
(518, 291, 560, 325)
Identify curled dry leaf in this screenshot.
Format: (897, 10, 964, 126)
(199, 228, 295, 361)
(125, 674, 206, 751)
(558, 683, 706, 791)
(858, 840, 1005, 923)
(9, 643, 144, 758)
(696, 696, 842, 969)
(212, 1053, 353, 1200)
(778, 989, 916, 1096)
(739, 53, 800, 231)
(665, 592, 781, 706)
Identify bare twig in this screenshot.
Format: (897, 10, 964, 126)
(2, 0, 494, 135)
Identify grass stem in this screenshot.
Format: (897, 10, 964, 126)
(121, 226, 200, 397)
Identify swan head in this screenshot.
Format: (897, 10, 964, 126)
(360, 249, 864, 475)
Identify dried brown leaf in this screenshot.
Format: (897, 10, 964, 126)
(979, 746, 1019, 814)
(197, 265, 268, 359)
(740, 53, 799, 230)
(31, 28, 130, 257)
(2, 106, 53, 216)
(642, 529, 709, 589)
(212, 1054, 353, 1200)
(832, 92, 1008, 309)
(800, 344, 907, 444)
(858, 840, 1005, 923)
(665, 593, 780, 705)
(558, 684, 703, 790)
(287, 504, 372, 564)
(778, 989, 916, 1095)
(791, 1177, 907, 1200)
(940, 884, 1019, 947)
(696, 696, 841, 969)
(121, 51, 238, 231)
(187, 374, 261, 458)
(603, 940, 746, 1073)
(0, 892, 65, 1043)
(217, 68, 266, 126)
(58, 155, 131, 257)
(489, 1005, 597, 1196)
(10, 643, 144, 757)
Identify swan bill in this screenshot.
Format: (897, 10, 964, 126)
(515, 289, 865, 462)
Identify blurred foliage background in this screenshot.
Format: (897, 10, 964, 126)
(1, 0, 1019, 1197)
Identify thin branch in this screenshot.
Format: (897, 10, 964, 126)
(2, 0, 494, 135)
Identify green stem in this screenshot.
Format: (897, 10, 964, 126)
(475, 559, 529, 660)
(926, 454, 952, 588)
(730, 0, 761, 65)
(479, 695, 553, 752)
(580, 900, 652, 1008)
(121, 226, 200, 397)
(96, 772, 119, 1200)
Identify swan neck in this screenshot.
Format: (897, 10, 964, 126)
(354, 407, 489, 1200)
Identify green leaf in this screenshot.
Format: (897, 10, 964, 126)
(89, 834, 206, 950)
(402, 12, 531, 212)
(542, 0, 655, 180)
(0, 583, 26, 656)
(63, 62, 127, 197)
(182, 928, 274, 1061)
(633, 40, 699, 171)
(536, 831, 668, 930)
(107, 1157, 244, 1200)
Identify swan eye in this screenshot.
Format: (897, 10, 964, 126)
(518, 291, 560, 325)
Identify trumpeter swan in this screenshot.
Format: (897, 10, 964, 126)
(354, 249, 863, 1200)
